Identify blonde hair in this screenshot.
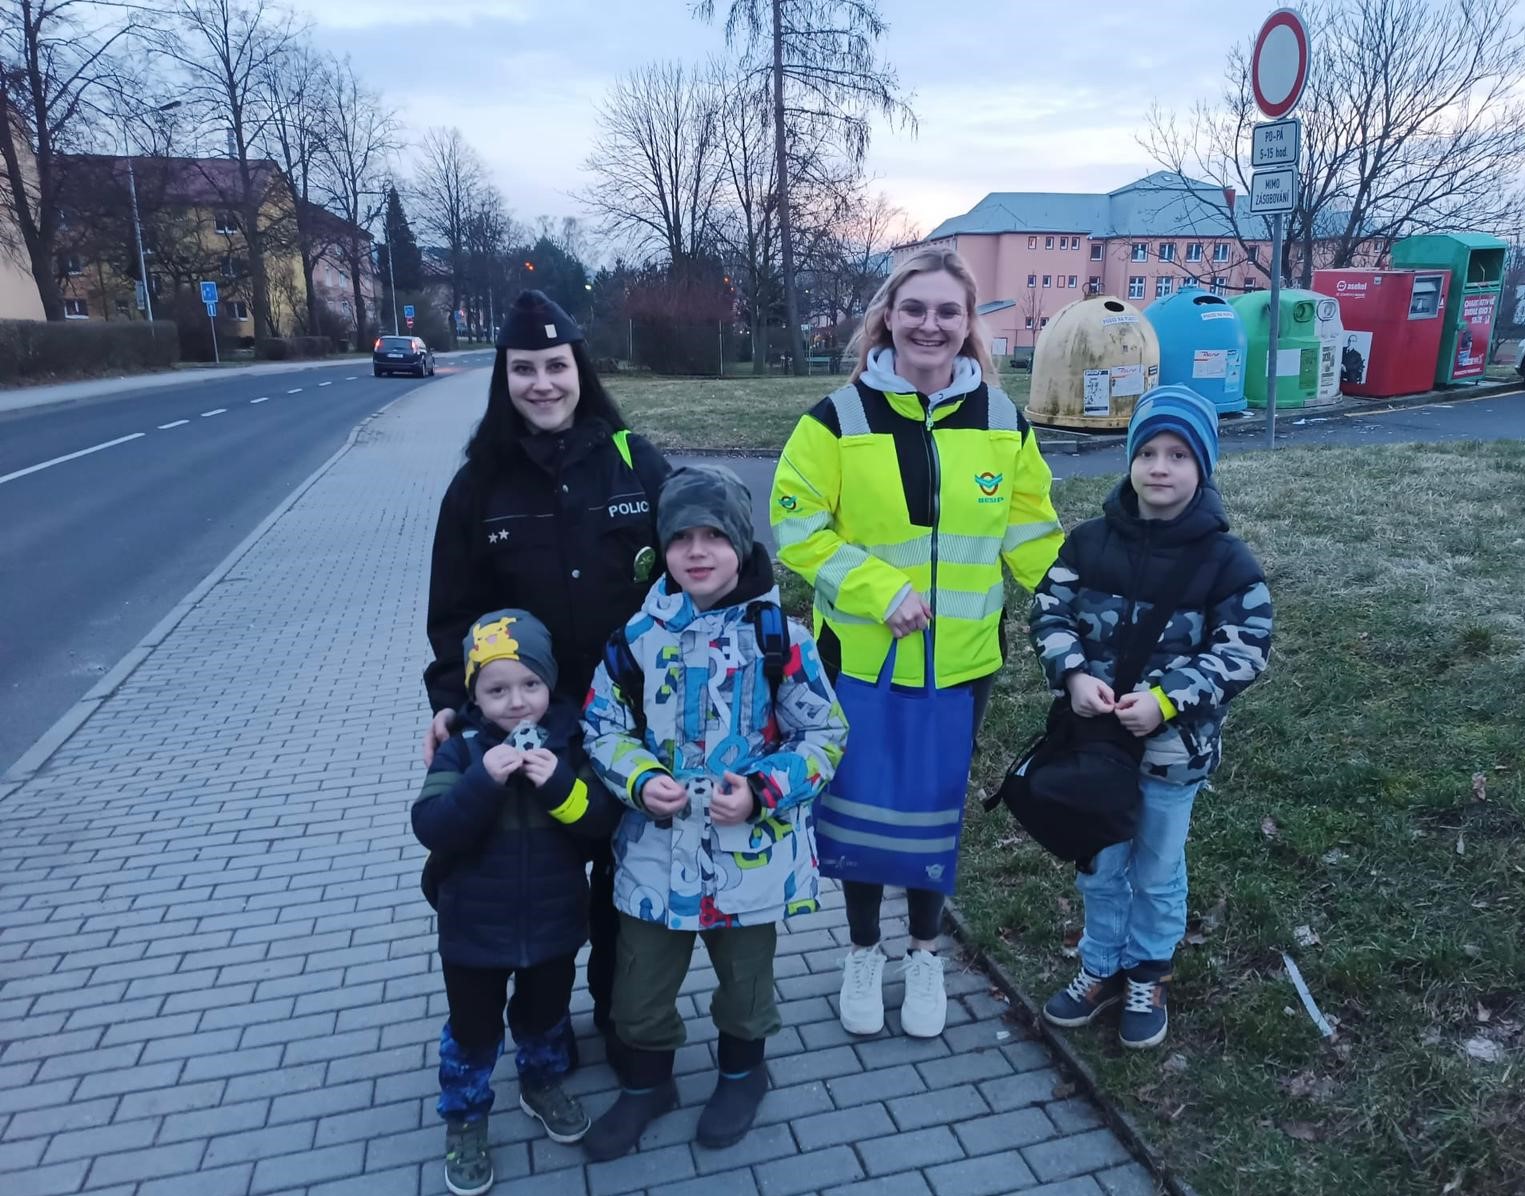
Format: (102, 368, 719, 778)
(848, 248, 998, 384)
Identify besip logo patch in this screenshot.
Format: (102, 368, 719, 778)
(974, 471, 1004, 497)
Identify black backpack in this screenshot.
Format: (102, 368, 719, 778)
(603, 600, 790, 743)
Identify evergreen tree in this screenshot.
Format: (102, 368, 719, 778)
(377, 186, 424, 292)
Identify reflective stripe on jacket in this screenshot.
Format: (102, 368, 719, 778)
(771, 380, 1064, 688)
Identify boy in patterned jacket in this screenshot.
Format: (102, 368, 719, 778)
(580, 465, 848, 1160)
(1028, 386, 1272, 1050)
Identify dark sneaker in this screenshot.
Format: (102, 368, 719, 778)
(1119, 966, 1171, 1049)
(582, 1081, 679, 1161)
(519, 1078, 591, 1144)
(444, 1118, 493, 1196)
(1043, 966, 1123, 1028)
(696, 1067, 769, 1149)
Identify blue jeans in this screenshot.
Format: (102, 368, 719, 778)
(1076, 775, 1202, 976)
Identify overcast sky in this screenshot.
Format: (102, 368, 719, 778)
(302, 1, 1268, 239)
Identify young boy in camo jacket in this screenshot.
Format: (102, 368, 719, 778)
(1028, 386, 1272, 1050)
(412, 609, 622, 1196)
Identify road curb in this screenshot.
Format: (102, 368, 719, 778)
(0, 390, 417, 796)
(943, 899, 1203, 1196)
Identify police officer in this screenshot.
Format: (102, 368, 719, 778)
(422, 289, 670, 1040)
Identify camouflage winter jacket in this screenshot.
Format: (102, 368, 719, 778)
(1028, 480, 1272, 784)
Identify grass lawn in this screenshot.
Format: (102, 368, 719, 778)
(609, 367, 1034, 452)
(780, 441, 1525, 1196)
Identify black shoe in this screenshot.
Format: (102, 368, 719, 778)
(696, 1066, 769, 1149)
(582, 1081, 678, 1161)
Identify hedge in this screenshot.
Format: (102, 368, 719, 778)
(255, 336, 335, 361)
(0, 318, 180, 385)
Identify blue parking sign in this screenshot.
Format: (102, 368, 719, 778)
(403, 304, 415, 320)
(200, 280, 219, 305)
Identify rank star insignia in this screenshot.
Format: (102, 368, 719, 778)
(487, 530, 509, 544)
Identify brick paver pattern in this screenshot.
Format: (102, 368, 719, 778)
(0, 373, 1156, 1195)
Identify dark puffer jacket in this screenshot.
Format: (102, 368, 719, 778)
(1028, 479, 1272, 785)
(411, 699, 622, 969)
(424, 418, 669, 713)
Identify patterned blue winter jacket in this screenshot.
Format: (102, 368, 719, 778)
(1028, 479, 1272, 784)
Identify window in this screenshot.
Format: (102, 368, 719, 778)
(1156, 276, 1174, 298)
(1067, 275, 1077, 288)
(1042, 274, 1052, 287)
(224, 300, 250, 320)
(1061, 236, 1071, 250)
(1057, 276, 1067, 289)
(1027, 274, 1037, 288)
(1131, 242, 1148, 261)
(1243, 276, 1259, 291)
(1128, 276, 1146, 299)
(1211, 276, 1226, 296)
(214, 210, 239, 235)
(1024, 316, 1033, 329)
(1039, 316, 1050, 328)
(220, 254, 247, 278)
(1186, 242, 1203, 262)
(1088, 276, 1101, 294)
(64, 298, 88, 318)
(1247, 246, 1260, 264)
(1158, 243, 1176, 262)
(58, 253, 82, 276)
(114, 298, 129, 316)
(1213, 242, 1229, 262)
(1090, 243, 1103, 261)
(149, 273, 163, 297)
(1045, 236, 1055, 250)
(1028, 235, 1037, 249)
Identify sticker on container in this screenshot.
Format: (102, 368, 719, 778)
(1275, 347, 1302, 378)
(1199, 310, 1236, 321)
(1340, 331, 1372, 386)
(1225, 349, 1242, 388)
(1110, 363, 1145, 396)
(1192, 349, 1228, 379)
(1101, 314, 1138, 326)
(1083, 369, 1110, 415)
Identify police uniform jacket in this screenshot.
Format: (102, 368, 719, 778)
(425, 418, 670, 713)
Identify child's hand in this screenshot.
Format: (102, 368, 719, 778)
(641, 775, 688, 817)
(710, 772, 753, 826)
(1115, 690, 1164, 737)
(482, 745, 525, 784)
(520, 748, 559, 788)
(1066, 673, 1116, 717)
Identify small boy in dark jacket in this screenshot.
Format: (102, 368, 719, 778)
(413, 609, 621, 1196)
(1028, 386, 1272, 1050)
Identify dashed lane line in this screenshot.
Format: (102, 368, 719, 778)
(0, 433, 147, 486)
(200, 409, 226, 417)
(250, 397, 269, 404)
(287, 388, 303, 394)
(318, 381, 332, 387)
(158, 420, 188, 429)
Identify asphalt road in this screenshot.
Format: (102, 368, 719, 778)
(0, 353, 494, 773)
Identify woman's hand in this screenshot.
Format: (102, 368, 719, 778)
(641, 775, 688, 818)
(482, 745, 525, 784)
(1065, 672, 1116, 717)
(886, 591, 933, 638)
(520, 748, 559, 788)
(1115, 691, 1164, 737)
(422, 708, 455, 766)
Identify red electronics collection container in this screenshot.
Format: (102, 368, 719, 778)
(1312, 268, 1450, 398)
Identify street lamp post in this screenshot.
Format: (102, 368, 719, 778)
(384, 183, 399, 336)
(123, 101, 182, 335)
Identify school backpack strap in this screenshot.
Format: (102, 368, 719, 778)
(602, 626, 648, 739)
(746, 600, 789, 743)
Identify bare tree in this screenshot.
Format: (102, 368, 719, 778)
(579, 62, 724, 270)
(262, 43, 333, 334)
(153, 0, 302, 337)
(1142, 0, 1525, 288)
(713, 72, 777, 372)
(811, 188, 912, 328)
(412, 125, 483, 330)
(693, 0, 914, 373)
(0, 0, 138, 320)
(317, 56, 392, 341)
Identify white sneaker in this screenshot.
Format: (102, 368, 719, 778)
(899, 949, 947, 1038)
(839, 944, 886, 1035)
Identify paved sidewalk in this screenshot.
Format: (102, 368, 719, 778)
(0, 371, 1157, 1196)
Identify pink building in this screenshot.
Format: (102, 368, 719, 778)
(899, 172, 1283, 356)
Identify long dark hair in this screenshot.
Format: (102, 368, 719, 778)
(463, 340, 629, 477)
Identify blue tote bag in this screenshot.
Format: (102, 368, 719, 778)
(815, 636, 976, 895)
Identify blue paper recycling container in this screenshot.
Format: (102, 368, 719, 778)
(1143, 286, 1248, 413)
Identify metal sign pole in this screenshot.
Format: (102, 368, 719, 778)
(210, 309, 220, 364)
(1266, 211, 1283, 448)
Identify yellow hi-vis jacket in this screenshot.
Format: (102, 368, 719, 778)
(771, 379, 1064, 688)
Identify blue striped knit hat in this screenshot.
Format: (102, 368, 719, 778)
(1126, 385, 1219, 478)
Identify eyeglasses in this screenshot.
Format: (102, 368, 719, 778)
(895, 300, 967, 326)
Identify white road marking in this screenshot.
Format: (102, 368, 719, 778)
(0, 433, 146, 486)
(200, 408, 226, 417)
(287, 388, 302, 394)
(345, 376, 357, 381)
(250, 397, 269, 404)
(158, 420, 189, 429)
(318, 381, 332, 387)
